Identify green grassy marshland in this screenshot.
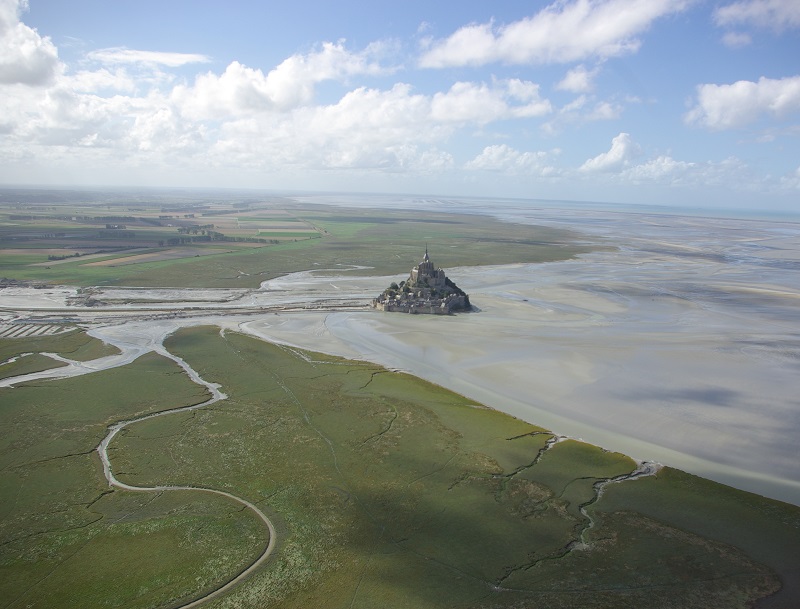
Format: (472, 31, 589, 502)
(2, 327, 796, 608)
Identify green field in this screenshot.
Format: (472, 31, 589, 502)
(0, 346, 267, 609)
(0, 194, 597, 288)
(1, 327, 796, 608)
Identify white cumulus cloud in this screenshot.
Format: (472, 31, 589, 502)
(714, 0, 800, 31)
(431, 82, 508, 124)
(583, 151, 764, 192)
(430, 79, 552, 124)
(419, 0, 690, 68)
(66, 68, 137, 94)
(580, 132, 642, 172)
(465, 144, 558, 175)
(685, 75, 800, 130)
(556, 65, 599, 93)
(208, 83, 454, 173)
(0, 0, 60, 85)
(621, 155, 695, 182)
(173, 41, 393, 118)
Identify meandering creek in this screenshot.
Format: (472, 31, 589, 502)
(2, 318, 663, 607)
(2, 323, 278, 608)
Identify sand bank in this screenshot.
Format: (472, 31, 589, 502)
(243, 205, 800, 505)
(3, 204, 799, 505)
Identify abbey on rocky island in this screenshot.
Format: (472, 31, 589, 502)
(372, 248, 471, 315)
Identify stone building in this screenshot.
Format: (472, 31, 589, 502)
(372, 247, 470, 315)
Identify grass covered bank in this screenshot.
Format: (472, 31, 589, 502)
(2, 325, 797, 608)
(115, 327, 793, 609)
(0, 346, 268, 609)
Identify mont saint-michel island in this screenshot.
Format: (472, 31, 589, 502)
(372, 248, 471, 314)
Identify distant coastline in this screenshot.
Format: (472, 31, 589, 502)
(2, 185, 798, 222)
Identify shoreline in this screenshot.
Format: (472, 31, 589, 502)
(2, 206, 799, 506)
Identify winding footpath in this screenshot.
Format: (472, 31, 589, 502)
(3, 322, 277, 609)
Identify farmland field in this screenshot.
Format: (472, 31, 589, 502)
(0, 190, 595, 287)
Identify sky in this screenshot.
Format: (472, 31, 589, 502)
(1, 0, 799, 210)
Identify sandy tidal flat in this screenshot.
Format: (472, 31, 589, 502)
(246, 204, 800, 505)
(3, 203, 799, 506)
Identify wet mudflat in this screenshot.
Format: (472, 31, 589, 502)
(246, 203, 800, 507)
(2, 203, 798, 503)
(2, 200, 800, 607)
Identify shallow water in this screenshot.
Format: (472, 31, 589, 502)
(3, 198, 799, 505)
(272, 197, 800, 504)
